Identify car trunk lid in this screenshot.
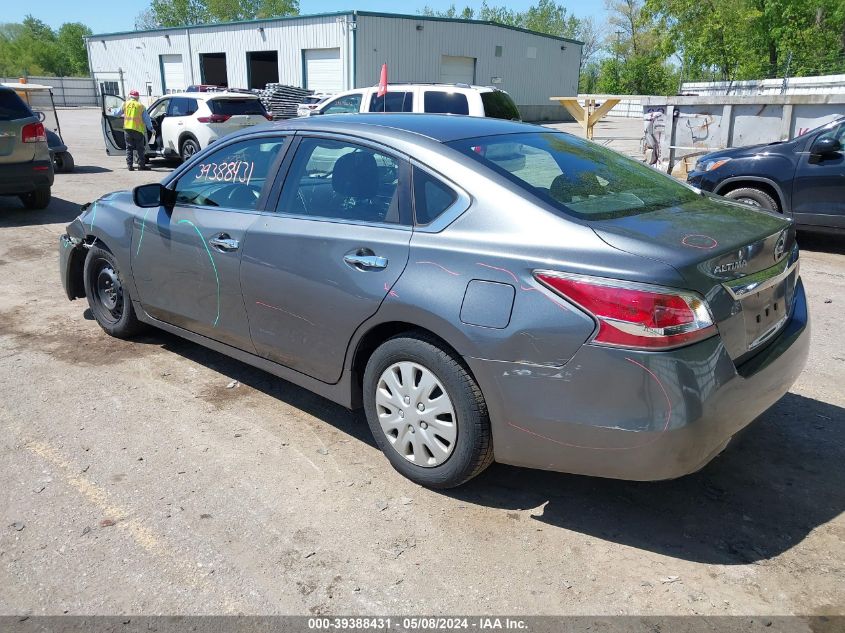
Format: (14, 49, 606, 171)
(591, 194, 799, 363)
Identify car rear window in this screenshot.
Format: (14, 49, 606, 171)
(209, 98, 267, 116)
(0, 90, 33, 121)
(447, 132, 699, 220)
(369, 91, 413, 113)
(169, 97, 199, 116)
(423, 91, 469, 115)
(480, 91, 521, 121)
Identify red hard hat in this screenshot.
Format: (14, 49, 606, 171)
(129, 89, 140, 97)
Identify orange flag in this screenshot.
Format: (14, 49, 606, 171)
(377, 63, 388, 97)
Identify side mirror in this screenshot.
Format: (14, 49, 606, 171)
(133, 183, 175, 209)
(810, 136, 842, 156)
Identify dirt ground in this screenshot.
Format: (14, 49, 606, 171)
(0, 109, 843, 616)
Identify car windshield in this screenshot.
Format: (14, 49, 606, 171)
(0, 90, 33, 121)
(209, 98, 267, 115)
(447, 132, 700, 220)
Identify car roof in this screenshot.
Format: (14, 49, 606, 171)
(270, 113, 541, 143)
(164, 91, 259, 100)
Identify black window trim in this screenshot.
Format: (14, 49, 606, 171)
(409, 160, 471, 232)
(266, 132, 413, 229)
(165, 132, 294, 214)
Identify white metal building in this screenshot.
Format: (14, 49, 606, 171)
(86, 10, 582, 120)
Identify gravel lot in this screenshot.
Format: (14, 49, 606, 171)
(0, 108, 843, 616)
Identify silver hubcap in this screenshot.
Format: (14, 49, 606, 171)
(375, 361, 457, 467)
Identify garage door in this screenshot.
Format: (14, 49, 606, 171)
(303, 48, 342, 93)
(160, 54, 185, 93)
(440, 56, 476, 85)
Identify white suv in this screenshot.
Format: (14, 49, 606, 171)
(307, 84, 521, 120)
(102, 92, 271, 162)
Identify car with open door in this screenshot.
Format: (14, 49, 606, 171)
(688, 116, 845, 233)
(63, 114, 809, 489)
(102, 91, 271, 163)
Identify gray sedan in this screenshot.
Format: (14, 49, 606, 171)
(59, 114, 810, 488)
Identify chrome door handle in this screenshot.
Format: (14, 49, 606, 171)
(208, 234, 239, 252)
(344, 253, 388, 269)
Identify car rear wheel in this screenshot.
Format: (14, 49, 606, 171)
(180, 138, 200, 162)
(54, 151, 75, 173)
(19, 187, 51, 210)
(363, 333, 493, 488)
(724, 187, 778, 211)
(83, 245, 145, 339)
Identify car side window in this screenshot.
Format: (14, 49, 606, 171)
(276, 137, 402, 224)
(322, 94, 362, 114)
(148, 100, 168, 118)
(413, 168, 457, 225)
(168, 97, 198, 117)
(369, 91, 413, 113)
(423, 91, 469, 115)
(173, 137, 285, 210)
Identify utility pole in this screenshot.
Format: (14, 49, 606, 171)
(614, 30, 623, 90)
(780, 51, 793, 94)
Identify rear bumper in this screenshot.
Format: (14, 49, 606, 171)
(0, 160, 54, 194)
(466, 278, 811, 481)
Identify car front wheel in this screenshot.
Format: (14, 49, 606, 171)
(83, 245, 145, 339)
(724, 187, 779, 211)
(363, 333, 493, 488)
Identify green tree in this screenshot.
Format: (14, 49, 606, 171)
(205, 0, 299, 22)
(136, 0, 298, 29)
(0, 17, 92, 76)
(57, 23, 93, 75)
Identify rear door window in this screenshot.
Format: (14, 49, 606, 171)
(413, 168, 457, 225)
(276, 137, 403, 224)
(0, 90, 33, 121)
(480, 91, 521, 120)
(369, 91, 413, 113)
(209, 98, 267, 116)
(168, 97, 199, 117)
(423, 91, 469, 115)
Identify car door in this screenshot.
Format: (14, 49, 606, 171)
(130, 134, 290, 350)
(101, 94, 126, 155)
(239, 135, 413, 383)
(161, 97, 199, 153)
(791, 121, 845, 229)
(146, 98, 169, 152)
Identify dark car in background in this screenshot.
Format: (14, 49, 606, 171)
(0, 85, 54, 209)
(687, 116, 845, 233)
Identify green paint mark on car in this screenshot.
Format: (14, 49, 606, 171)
(177, 218, 220, 327)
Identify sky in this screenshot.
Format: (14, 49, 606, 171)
(4, 0, 607, 35)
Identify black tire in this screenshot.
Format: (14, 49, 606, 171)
(180, 137, 200, 162)
(19, 187, 51, 210)
(54, 151, 75, 173)
(83, 244, 145, 339)
(363, 333, 494, 488)
(724, 187, 779, 211)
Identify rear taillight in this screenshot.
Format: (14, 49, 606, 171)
(535, 272, 716, 350)
(196, 114, 231, 123)
(22, 122, 46, 143)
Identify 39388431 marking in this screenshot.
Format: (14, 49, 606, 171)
(194, 160, 255, 186)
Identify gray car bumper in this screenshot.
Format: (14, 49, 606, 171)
(466, 278, 811, 481)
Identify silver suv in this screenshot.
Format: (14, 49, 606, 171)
(0, 85, 53, 209)
(309, 83, 521, 120)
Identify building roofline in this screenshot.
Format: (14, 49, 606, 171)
(86, 9, 584, 46)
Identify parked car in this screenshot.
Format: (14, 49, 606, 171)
(60, 115, 809, 488)
(4, 82, 75, 173)
(0, 84, 53, 209)
(309, 83, 521, 120)
(688, 116, 845, 233)
(101, 91, 271, 162)
(296, 93, 332, 117)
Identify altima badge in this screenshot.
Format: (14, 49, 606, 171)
(714, 250, 749, 274)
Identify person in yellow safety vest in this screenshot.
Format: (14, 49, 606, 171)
(112, 90, 153, 171)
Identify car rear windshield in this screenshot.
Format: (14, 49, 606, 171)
(209, 98, 267, 115)
(447, 132, 700, 220)
(480, 91, 520, 121)
(0, 90, 33, 121)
